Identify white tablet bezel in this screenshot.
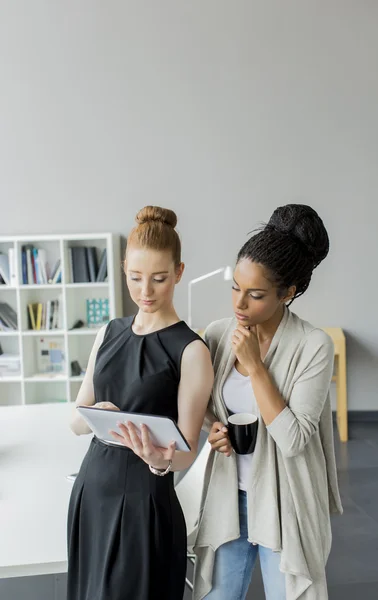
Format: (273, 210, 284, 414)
(76, 406, 191, 452)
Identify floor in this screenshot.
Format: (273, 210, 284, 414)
(184, 422, 378, 599)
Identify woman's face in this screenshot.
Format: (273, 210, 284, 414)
(232, 259, 294, 327)
(125, 247, 184, 314)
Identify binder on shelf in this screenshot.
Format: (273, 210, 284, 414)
(49, 259, 61, 285)
(8, 249, 17, 286)
(36, 303, 43, 330)
(52, 299, 59, 329)
(33, 248, 41, 284)
(28, 303, 37, 330)
(71, 247, 90, 283)
(45, 301, 51, 331)
(86, 247, 99, 282)
(0, 253, 10, 284)
(21, 250, 27, 284)
(38, 249, 48, 284)
(24, 245, 34, 285)
(96, 249, 107, 282)
(86, 298, 109, 327)
(52, 264, 62, 284)
(0, 302, 18, 330)
(42, 303, 46, 330)
(68, 248, 74, 283)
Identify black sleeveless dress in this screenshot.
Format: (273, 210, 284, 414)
(67, 317, 203, 600)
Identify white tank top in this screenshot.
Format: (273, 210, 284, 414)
(223, 366, 259, 491)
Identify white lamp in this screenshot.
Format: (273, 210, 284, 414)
(188, 266, 233, 329)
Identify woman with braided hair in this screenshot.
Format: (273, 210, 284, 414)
(193, 204, 343, 600)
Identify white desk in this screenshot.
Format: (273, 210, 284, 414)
(0, 403, 90, 579)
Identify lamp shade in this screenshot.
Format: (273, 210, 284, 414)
(223, 266, 233, 281)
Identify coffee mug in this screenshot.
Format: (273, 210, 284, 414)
(227, 413, 258, 455)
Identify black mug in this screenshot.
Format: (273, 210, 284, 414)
(227, 413, 258, 455)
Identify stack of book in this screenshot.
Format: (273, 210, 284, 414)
(0, 249, 16, 286)
(21, 245, 61, 285)
(0, 354, 21, 378)
(0, 302, 18, 331)
(68, 247, 107, 283)
(27, 299, 61, 331)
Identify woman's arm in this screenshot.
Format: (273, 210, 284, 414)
(233, 326, 334, 458)
(69, 325, 107, 435)
(201, 321, 221, 433)
(171, 339, 214, 471)
(264, 331, 334, 457)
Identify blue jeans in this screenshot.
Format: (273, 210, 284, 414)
(204, 491, 286, 600)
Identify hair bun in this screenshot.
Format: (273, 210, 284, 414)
(136, 206, 177, 229)
(267, 204, 329, 268)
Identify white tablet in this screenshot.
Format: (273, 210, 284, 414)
(76, 406, 191, 452)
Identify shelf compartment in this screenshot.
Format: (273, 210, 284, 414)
(19, 287, 64, 332)
(63, 238, 108, 285)
(18, 240, 61, 286)
(22, 334, 66, 379)
(0, 381, 22, 406)
(66, 286, 110, 331)
(24, 381, 67, 405)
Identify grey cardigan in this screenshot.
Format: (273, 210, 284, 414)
(192, 307, 343, 600)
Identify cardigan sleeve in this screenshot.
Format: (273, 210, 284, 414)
(267, 329, 334, 458)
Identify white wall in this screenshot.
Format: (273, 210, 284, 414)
(0, 0, 377, 409)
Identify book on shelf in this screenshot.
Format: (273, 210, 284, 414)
(86, 247, 99, 282)
(0, 302, 18, 330)
(27, 298, 62, 331)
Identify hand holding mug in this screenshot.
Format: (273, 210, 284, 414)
(208, 422, 232, 457)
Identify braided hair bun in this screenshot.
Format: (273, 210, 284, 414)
(267, 204, 329, 269)
(237, 204, 330, 302)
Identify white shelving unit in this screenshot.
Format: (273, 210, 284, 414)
(0, 233, 123, 406)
